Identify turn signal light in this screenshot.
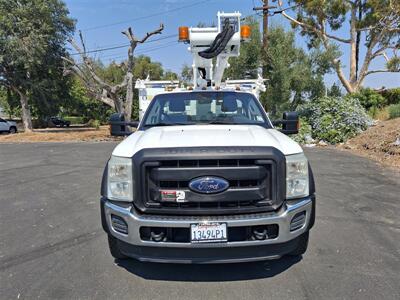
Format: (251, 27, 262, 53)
(179, 26, 189, 42)
(241, 25, 251, 40)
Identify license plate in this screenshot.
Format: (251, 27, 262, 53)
(190, 223, 227, 243)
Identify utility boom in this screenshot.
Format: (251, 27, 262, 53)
(179, 12, 249, 88)
(134, 11, 265, 122)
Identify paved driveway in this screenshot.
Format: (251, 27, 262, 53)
(0, 143, 399, 299)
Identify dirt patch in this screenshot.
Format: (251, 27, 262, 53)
(339, 118, 400, 170)
(0, 126, 122, 143)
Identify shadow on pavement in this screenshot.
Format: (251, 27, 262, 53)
(33, 126, 93, 133)
(116, 255, 302, 282)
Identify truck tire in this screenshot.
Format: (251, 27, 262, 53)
(9, 127, 17, 134)
(288, 231, 309, 256)
(108, 235, 128, 260)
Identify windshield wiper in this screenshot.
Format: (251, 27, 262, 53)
(207, 120, 236, 125)
(144, 122, 195, 128)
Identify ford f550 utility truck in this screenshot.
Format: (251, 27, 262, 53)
(100, 12, 315, 263)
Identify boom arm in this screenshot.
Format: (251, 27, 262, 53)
(180, 12, 248, 89)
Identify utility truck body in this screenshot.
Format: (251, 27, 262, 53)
(100, 12, 315, 263)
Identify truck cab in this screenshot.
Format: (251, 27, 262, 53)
(101, 88, 315, 263)
(100, 12, 315, 263)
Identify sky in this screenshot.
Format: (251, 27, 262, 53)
(64, 0, 399, 90)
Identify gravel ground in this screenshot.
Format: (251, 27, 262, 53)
(342, 118, 400, 170)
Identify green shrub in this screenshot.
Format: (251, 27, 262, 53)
(375, 107, 390, 121)
(347, 88, 386, 118)
(297, 96, 372, 144)
(88, 119, 101, 129)
(381, 88, 400, 105)
(292, 118, 313, 144)
(64, 116, 84, 124)
(388, 104, 400, 119)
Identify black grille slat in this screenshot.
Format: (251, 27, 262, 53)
(151, 166, 267, 182)
(159, 179, 259, 189)
(159, 159, 256, 168)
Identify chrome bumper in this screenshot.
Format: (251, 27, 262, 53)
(103, 197, 313, 249)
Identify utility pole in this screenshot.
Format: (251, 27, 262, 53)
(262, 0, 269, 51)
(253, 1, 276, 73)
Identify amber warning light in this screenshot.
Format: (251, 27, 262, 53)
(241, 25, 251, 40)
(178, 26, 189, 42)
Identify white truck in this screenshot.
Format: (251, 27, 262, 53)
(101, 12, 315, 263)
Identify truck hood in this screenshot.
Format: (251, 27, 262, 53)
(112, 125, 303, 158)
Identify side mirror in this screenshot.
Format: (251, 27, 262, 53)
(109, 113, 138, 136)
(272, 111, 299, 135)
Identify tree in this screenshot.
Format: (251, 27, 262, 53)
(30, 60, 74, 120)
(65, 77, 113, 123)
(65, 56, 165, 121)
(132, 55, 164, 80)
(225, 17, 262, 79)
(0, 87, 20, 119)
(275, 0, 400, 93)
(163, 71, 179, 81)
(0, 0, 75, 131)
(264, 26, 327, 116)
(64, 24, 164, 122)
(328, 83, 343, 97)
(225, 20, 329, 116)
(180, 64, 193, 85)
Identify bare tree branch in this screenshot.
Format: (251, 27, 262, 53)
(137, 24, 164, 44)
(69, 33, 109, 89)
(121, 23, 164, 122)
(276, 1, 351, 43)
(357, 31, 383, 85)
(364, 69, 400, 76)
(277, 0, 399, 93)
(62, 23, 164, 119)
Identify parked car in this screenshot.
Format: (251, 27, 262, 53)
(0, 118, 17, 134)
(49, 117, 71, 127)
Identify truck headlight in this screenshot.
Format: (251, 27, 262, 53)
(286, 153, 309, 199)
(107, 156, 133, 201)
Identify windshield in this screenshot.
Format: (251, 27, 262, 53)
(142, 92, 270, 128)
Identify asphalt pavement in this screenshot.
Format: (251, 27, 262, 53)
(0, 142, 399, 299)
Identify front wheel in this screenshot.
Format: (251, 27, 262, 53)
(108, 235, 128, 260)
(9, 127, 17, 134)
(288, 231, 309, 256)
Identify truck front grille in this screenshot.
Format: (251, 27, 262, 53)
(139, 158, 277, 215)
(131, 147, 286, 216)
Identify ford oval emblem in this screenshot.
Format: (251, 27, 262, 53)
(189, 177, 229, 194)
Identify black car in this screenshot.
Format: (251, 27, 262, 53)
(49, 117, 71, 127)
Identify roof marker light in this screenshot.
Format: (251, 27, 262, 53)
(241, 25, 251, 40)
(178, 26, 189, 42)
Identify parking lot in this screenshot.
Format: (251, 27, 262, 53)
(0, 142, 399, 299)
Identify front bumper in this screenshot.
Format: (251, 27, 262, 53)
(101, 195, 315, 263)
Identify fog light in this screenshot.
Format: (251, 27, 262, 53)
(111, 215, 128, 234)
(290, 211, 306, 232)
